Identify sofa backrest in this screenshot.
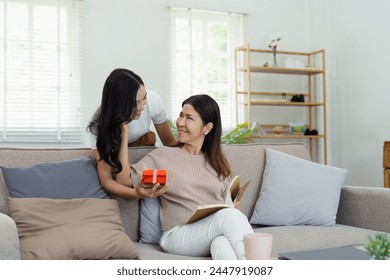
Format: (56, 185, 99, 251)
(222, 143, 311, 217)
(0, 143, 311, 241)
(0, 147, 155, 241)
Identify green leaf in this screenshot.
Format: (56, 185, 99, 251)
(170, 120, 259, 145)
(168, 119, 178, 138)
(365, 233, 390, 260)
(221, 122, 257, 144)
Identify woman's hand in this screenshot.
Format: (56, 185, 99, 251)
(135, 180, 168, 199)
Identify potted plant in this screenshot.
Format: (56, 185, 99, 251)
(170, 120, 259, 145)
(364, 233, 390, 260)
(168, 119, 178, 138)
(221, 122, 259, 144)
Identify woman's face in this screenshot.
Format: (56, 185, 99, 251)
(176, 104, 209, 147)
(132, 85, 147, 120)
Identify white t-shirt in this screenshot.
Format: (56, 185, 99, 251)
(89, 89, 167, 149)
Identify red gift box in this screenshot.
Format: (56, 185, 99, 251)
(142, 169, 167, 185)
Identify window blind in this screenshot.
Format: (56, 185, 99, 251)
(0, 0, 82, 143)
(169, 7, 246, 129)
(170, 7, 245, 128)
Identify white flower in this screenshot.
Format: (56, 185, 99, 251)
(267, 36, 282, 50)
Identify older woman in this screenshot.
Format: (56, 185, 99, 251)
(115, 94, 253, 259)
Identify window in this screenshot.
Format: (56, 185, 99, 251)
(0, 0, 82, 144)
(169, 7, 246, 129)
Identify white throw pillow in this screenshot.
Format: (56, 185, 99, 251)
(250, 148, 347, 226)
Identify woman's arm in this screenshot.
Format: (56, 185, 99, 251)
(92, 148, 139, 199)
(110, 124, 166, 199)
(93, 148, 166, 199)
(116, 124, 132, 187)
(155, 121, 178, 146)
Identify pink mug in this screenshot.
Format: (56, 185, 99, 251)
(242, 232, 273, 260)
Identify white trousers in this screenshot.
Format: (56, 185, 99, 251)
(160, 208, 254, 260)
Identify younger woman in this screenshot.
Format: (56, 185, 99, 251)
(87, 68, 171, 198)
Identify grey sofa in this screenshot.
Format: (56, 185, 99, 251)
(1, 142, 389, 260)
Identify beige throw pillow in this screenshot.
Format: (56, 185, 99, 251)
(9, 197, 139, 260)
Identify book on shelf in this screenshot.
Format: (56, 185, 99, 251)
(186, 175, 251, 224)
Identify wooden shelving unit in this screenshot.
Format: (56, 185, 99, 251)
(384, 141, 390, 188)
(235, 43, 327, 163)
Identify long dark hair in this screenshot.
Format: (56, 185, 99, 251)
(87, 68, 144, 172)
(181, 94, 232, 180)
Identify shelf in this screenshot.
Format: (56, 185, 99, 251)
(235, 46, 324, 56)
(238, 66, 324, 75)
(237, 91, 308, 96)
(252, 134, 325, 139)
(247, 101, 324, 106)
(235, 44, 327, 163)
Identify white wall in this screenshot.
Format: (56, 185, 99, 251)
(82, 0, 170, 128)
(82, 0, 390, 188)
(313, 0, 390, 188)
(83, 0, 313, 135)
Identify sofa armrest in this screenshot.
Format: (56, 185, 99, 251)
(336, 186, 390, 233)
(0, 213, 21, 259)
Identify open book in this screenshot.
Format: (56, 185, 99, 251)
(186, 175, 251, 224)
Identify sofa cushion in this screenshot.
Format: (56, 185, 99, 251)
(135, 243, 210, 260)
(250, 148, 347, 226)
(139, 198, 162, 244)
(1, 156, 109, 199)
(9, 197, 139, 260)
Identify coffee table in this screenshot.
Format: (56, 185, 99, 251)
(278, 244, 371, 260)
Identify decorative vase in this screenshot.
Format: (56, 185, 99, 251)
(272, 48, 277, 67)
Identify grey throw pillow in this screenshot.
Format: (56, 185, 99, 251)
(250, 148, 347, 226)
(139, 197, 163, 244)
(1, 156, 109, 199)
